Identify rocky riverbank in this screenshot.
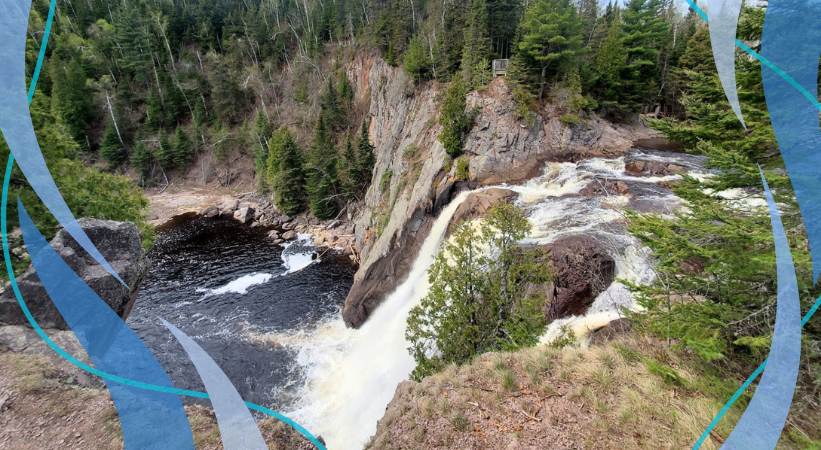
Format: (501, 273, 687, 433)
(148, 187, 358, 262)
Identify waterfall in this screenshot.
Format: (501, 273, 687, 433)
(287, 189, 478, 450)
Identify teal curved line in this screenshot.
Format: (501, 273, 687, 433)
(2, 165, 327, 449)
(26, 0, 56, 102)
(5, 5, 327, 449)
(685, 0, 821, 112)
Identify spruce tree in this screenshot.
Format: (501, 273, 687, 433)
(172, 127, 193, 168)
(306, 117, 339, 219)
(439, 77, 472, 157)
(254, 111, 272, 189)
(461, 0, 492, 88)
(591, 7, 627, 114)
(268, 128, 306, 216)
(320, 78, 344, 132)
(355, 121, 376, 189)
(340, 134, 358, 200)
(619, 0, 669, 113)
(51, 57, 94, 148)
(157, 132, 174, 169)
(515, 0, 584, 99)
(131, 142, 152, 184)
(99, 121, 126, 168)
(404, 35, 433, 81)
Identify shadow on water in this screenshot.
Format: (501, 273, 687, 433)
(126, 216, 355, 409)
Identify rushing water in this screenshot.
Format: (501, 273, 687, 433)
(126, 216, 355, 409)
(128, 149, 705, 449)
(280, 149, 707, 449)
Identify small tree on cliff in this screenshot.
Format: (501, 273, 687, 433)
(266, 128, 306, 216)
(438, 77, 473, 157)
(406, 203, 550, 380)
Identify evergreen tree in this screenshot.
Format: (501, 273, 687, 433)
(267, 128, 306, 216)
(305, 117, 339, 219)
(340, 134, 358, 200)
(355, 121, 376, 189)
(99, 121, 126, 167)
(619, 0, 669, 113)
(131, 142, 152, 184)
(254, 111, 272, 190)
(461, 0, 492, 88)
(146, 87, 165, 129)
(320, 78, 345, 132)
(157, 131, 174, 169)
(172, 127, 193, 167)
(438, 76, 472, 157)
(403, 35, 433, 82)
(591, 7, 627, 114)
(406, 203, 549, 379)
(514, 0, 584, 99)
(435, 1, 468, 79)
(487, 0, 522, 58)
(51, 57, 94, 148)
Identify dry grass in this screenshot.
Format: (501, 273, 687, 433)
(367, 335, 759, 450)
(0, 349, 314, 450)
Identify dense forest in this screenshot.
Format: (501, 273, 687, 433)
(5, 0, 819, 443)
(13, 0, 700, 222)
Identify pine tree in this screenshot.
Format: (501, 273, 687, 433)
(461, 0, 492, 88)
(51, 57, 94, 148)
(306, 116, 339, 219)
(267, 128, 306, 216)
(515, 0, 584, 99)
(619, 0, 669, 113)
(254, 111, 272, 190)
(439, 76, 472, 157)
(131, 142, 152, 184)
(591, 7, 627, 114)
(157, 131, 174, 169)
(172, 127, 193, 168)
(320, 78, 344, 132)
(403, 35, 433, 81)
(340, 134, 358, 200)
(99, 121, 126, 167)
(355, 121, 376, 189)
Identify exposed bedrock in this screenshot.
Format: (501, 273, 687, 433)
(0, 219, 145, 330)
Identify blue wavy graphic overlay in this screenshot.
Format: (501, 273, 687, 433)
(760, 0, 821, 283)
(0, 3, 328, 448)
(719, 170, 802, 449)
(18, 201, 196, 449)
(0, 0, 125, 285)
(162, 319, 268, 450)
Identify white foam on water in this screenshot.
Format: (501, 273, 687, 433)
(285, 190, 478, 450)
(280, 234, 318, 274)
(196, 272, 273, 297)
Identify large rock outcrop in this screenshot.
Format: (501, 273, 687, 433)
(342, 56, 659, 328)
(541, 235, 616, 320)
(465, 78, 655, 185)
(0, 219, 146, 330)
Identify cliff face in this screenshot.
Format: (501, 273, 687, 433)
(342, 56, 658, 328)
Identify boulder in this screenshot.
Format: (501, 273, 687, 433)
(541, 235, 615, 321)
(447, 188, 517, 233)
(0, 219, 146, 330)
(281, 230, 298, 241)
(233, 206, 254, 224)
(624, 157, 686, 176)
(201, 206, 220, 218)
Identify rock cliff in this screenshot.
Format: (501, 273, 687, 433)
(342, 55, 658, 328)
(0, 219, 145, 330)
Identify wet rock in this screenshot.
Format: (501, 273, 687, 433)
(201, 206, 220, 218)
(448, 188, 517, 233)
(267, 230, 280, 240)
(233, 206, 254, 224)
(0, 219, 145, 330)
(541, 235, 616, 321)
(589, 318, 632, 346)
(281, 230, 297, 241)
(579, 180, 630, 196)
(624, 157, 686, 176)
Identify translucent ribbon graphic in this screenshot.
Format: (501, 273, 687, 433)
(705, 0, 745, 128)
(0, 0, 125, 284)
(18, 200, 196, 449)
(162, 319, 268, 450)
